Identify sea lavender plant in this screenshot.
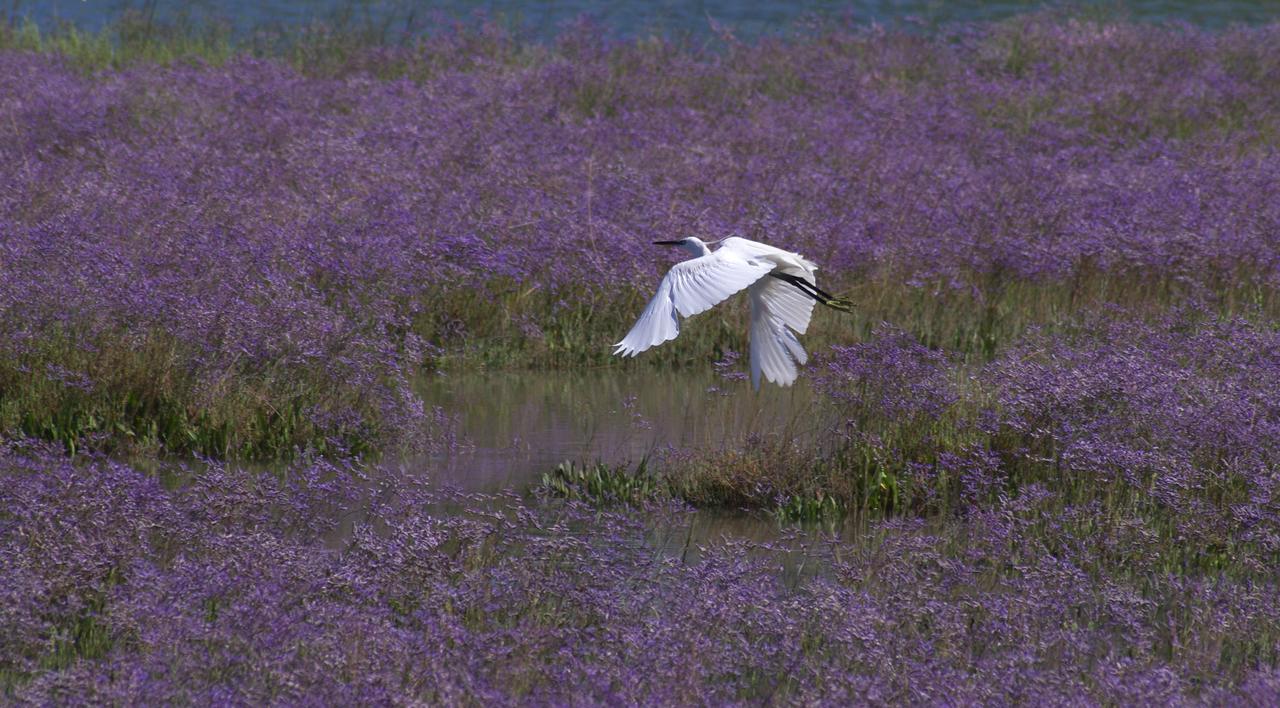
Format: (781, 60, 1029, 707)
(2, 17, 1280, 455)
(2, 439, 1279, 703)
(5, 16, 1280, 698)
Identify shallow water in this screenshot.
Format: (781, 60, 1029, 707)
(20, 0, 1280, 39)
(412, 367, 828, 492)
(308, 368, 841, 554)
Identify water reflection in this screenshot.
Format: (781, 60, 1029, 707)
(413, 368, 830, 492)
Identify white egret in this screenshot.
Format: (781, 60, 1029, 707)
(613, 236, 851, 389)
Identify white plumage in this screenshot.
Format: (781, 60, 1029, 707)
(613, 236, 827, 389)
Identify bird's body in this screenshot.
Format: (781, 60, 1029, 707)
(613, 236, 850, 389)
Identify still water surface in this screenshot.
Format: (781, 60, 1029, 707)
(345, 369, 846, 558)
(19, 0, 1280, 38)
(413, 368, 828, 492)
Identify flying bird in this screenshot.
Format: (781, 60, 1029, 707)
(613, 236, 851, 389)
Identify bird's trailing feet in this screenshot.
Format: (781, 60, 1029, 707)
(769, 272, 854, 312)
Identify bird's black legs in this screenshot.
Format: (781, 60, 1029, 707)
(769, 272, 854, 312)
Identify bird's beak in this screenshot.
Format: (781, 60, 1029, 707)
(653, 240, 683, 246)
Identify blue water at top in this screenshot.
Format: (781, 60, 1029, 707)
(12, 0, 1280, 39)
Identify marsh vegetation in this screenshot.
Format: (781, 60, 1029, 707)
(3, 10, 1280, 703)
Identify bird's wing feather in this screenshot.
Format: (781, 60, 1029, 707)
(612, 276, 680, 357)
(748, 278, 812, 389)
(614, 251, 774, 357)
(753, 273, 817, 335)
(667, 250, 776, 318)
(721, 236, 819, 334)
(719, 236, 819, 271)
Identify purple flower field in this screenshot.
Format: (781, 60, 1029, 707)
(4, 15, 1280, 455)
(4, 425, 1280, 704)
(3, 14, 1280, 703)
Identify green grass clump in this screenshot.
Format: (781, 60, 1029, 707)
(538, 457, 854, 526)
(415, 267, 1279, 372)
(0, 330, 379, 460)
(1, 14, 234, 71)
(540, 459, 661, 506)
(658, 423, 960, 521)
(773, 491, 844, 524)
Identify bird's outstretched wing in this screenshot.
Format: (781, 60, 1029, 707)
(613, 251, 775, 357)
(752, 268, 817, 335)
(746, 268, 817, 389)
(719, 236, 818, 272)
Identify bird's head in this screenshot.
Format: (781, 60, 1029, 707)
(653, 236, 713, 257)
